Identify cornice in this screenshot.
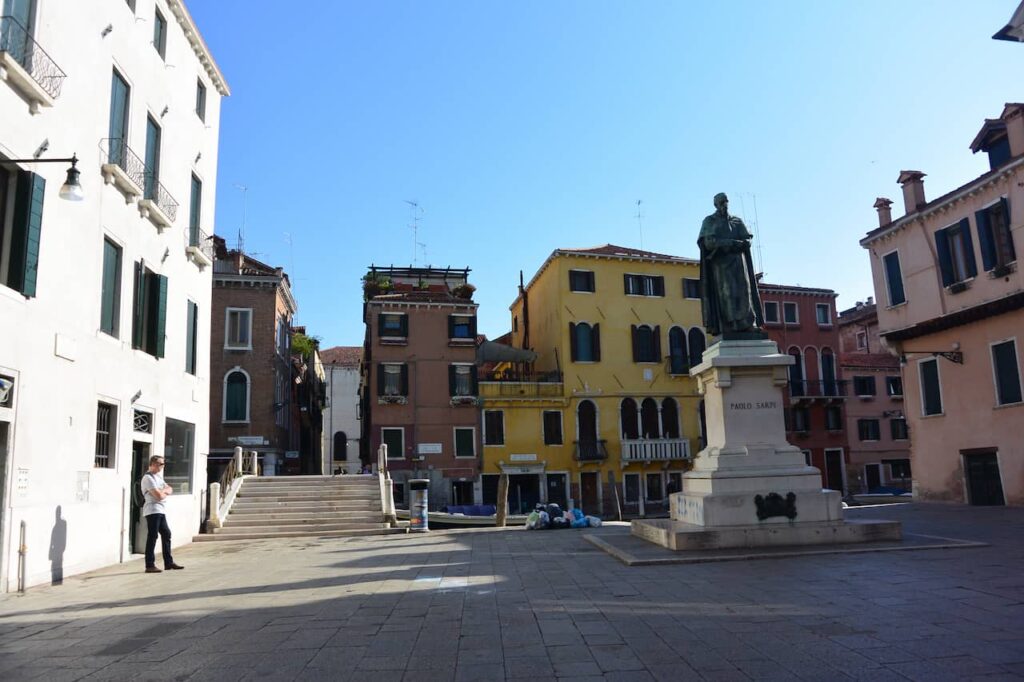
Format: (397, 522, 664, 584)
(166, 0, 231, 97)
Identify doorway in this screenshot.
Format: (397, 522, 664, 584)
(0, 422, 8, 581)
(508, 474, 540, 514)
(864, 463, 882, 492)
(580, 471, 600, 515)
(546, 473, 567, 508)
(964, 451, 1005, 506)
(824, 449, 844, 494)
(129, 441, 150, 553)
(451, 480, 473, 506)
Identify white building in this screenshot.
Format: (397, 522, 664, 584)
(321, 347, 363, 475)
(0, 0, 228, 590)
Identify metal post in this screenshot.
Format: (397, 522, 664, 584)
(495, 473, 509, 527)
(17, 521, 26, 595)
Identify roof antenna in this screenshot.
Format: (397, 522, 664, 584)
(404, 200, 424, 266)
(234, 183, 248, 253)
(635, 199, 644, 250)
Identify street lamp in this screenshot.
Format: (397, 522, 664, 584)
(1, 154, 84, 201)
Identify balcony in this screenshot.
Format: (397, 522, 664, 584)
(100, 139, 145, 203)
(621, 438, 692, 466)
(0, 16, 65, 113)
(478, 370, 563, 400)
(787, 379, 848, 402)
(573, 440, 608, 462)
(186, 226, 214, 269)
(138, 172, 179, 231)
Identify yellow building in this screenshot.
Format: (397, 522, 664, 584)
(479, 245, 707, 518)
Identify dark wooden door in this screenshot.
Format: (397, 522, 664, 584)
(824, 449, 844, 494)
(130, 441, 149, 553)
(580, 472, 599, 514)
(965, 452, 1005, 506)
(509, 474, 540, 514)
(546, 473, 567, 508)
(865, 464, 882, 491)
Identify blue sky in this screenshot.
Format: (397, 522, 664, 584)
(189, 1, 1021, 348)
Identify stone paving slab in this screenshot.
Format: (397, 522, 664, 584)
(0, 504, 1023, 680)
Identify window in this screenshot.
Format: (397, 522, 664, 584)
(623, 473, 640, 504)
(935, 219, 977, 287)
(662, 397, 680, 438)
(449, 315, 476, 340)
(640, 398, 660, 439)
(815, 303, 831, 326)
(543, 411, 563, 445)
(164, 418, 194, 494)
(0, 165, 45, 297)
(108, 70, 130, 168)
(449, 364, 476, 397)
(645, 473, 663, 502)
(223, 369, 249, 422)
(857, 419, 880, 441)
(624, 274, 665, 297)
(392, 480, 406, 505)
(276, 317, 290, 355)
(100, 238, 122, 337)
(95, 402, 116, 468)
(333, 431, 348, 461)
(631, 324, 661, 363)
(883, 251, 906, 306)
(195, 79, 206, 121)
(887, 458, 911, 479)
(225, 308, 252, 349)
(454, 427, 475, 458)
(821, 350, 838, 396)
(667, 327, 687, 374)
(688, 328, 706, 368)
(856, 331, 867, 350)
(185, 300, 198, 375)
(783, 302, 798, 325)
(484, 410, 504, 445)
(143, 115, 161, 201)
(792, 407, 809, 432)
(919, 358, 943, 416)
(991, 340, 1022, 406)
(890, 418, 908, 441)
(133, 408, 152, 433)
(153, 8, 167, 58)
(853, 376, 876, 396)
(382, 427, 404, 459)
(569, 322, 600, 362)
(976, 199, 1016, 272)
(886, 376, 903, 397)
(620, 398, 639, 439)
(378, 312, 407, 339)
(189, 174, 202, 246)
(682, 278, 701, 299)
(132, 262, 167, 357)
(569, 269, 595, 292)
(825, 405, 842, 431)
(378, 363, 408, 397)
(763, 301, 779, 323)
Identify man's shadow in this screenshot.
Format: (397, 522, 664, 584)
(49, 505, 66, 585)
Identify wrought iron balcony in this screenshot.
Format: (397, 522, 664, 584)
(787, 379, 848, 400)
(186, 226, 214, 269)
(479, 369, 563, 399)
(573, 439, 608, 462)
(100, 138, 146, 199)
(0, 15, 65, 107)
(142, 171, 178, 222)
(621, 438, 692, 465)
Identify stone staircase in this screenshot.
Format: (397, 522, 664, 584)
(195, 475, 404, 542)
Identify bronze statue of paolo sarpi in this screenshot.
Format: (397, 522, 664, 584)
(698, 192, 765, 338)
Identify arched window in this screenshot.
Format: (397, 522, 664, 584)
(688, 328, 706, 368)
(333, 431, 348, 461)
(577, 400, 599, 460)
(788, 348, 804, 397)
(669, 327, 688, 374)
(224, 369, 249, 422)
(821, 348, 837, 396)
(571, 322, 600, 362)
(632, 325, 659, 362)
(620, 398, 639, 439)
(662, 398, 680, 439)
(641, 398, 660, 439)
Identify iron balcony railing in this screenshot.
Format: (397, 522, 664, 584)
(0, 15, 65, 99)
(143, 167, 179, 223)
(102, 138, 147, 191)
(787, 379, 848, 398)
(189, 225, 214, 260)
(621, 438, 692, 463)
(482, 369, 562, 382)
(573, 439, 608, 462)
(478, 381, 563, 399)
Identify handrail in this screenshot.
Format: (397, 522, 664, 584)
(0, 15, 66, 99)
(142, 167, 179, 222)
(376, 444, 396, 525)
(101, 138, 147, 191)
(787, 379, 848, 398)
(189, 225, 215, 260)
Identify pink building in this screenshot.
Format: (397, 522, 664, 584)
(860, 103, 1024, 506)
(837, 300, 911, 494)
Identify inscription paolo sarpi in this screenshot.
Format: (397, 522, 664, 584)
(729, 401, 777, 410)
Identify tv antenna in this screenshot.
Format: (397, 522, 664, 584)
(234, 183, 248, 253)
(404, 200, 425, 265)
(634, 199, 644, 250)
(738, 193, 764, 274)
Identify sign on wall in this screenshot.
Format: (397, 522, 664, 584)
(417, 443, 443, 455)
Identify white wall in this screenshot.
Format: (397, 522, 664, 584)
(0, 0, 226, 590)
(324, 365, 362, 474)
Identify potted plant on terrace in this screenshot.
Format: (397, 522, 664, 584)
(451, 282, 476, 300)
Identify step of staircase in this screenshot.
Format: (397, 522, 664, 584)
(194, 527, 407, 542)
(214, 521, 389, 534)
(224, 514, 382, 527)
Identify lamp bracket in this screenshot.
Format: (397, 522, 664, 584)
(900, 351, 963, 365)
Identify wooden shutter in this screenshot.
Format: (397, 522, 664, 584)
(154, 274, 168, 358)
(592, 323, 601, 361)
(976, 207, 996, 271)
(447, 315, 455, 339)
(471, 369, 479, 395)
(185, 300, 196, 374)
(376, 364, 385, 396)
(399, 314, 409, 337)
(9, 171, 45, 297)
(569, 322, 578, 362)
(652, 325, 662, 361)
(623, 273, 631, 294)
(934, 229, 953, 287)
(469, 316, 477, 337)
(631, 325, 640, 362)
(959, 218, 977, 278)
(132, 262, 145, 349)
(448, 365, 457, 396)
(1001, 198, 1016, 263)
(377, 313, 386, 338)
(400, 364, 409, 395)
(654, 277, 665, 297)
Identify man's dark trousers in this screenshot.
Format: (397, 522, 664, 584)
(145, 513, 174, 568)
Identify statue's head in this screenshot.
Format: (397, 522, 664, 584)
(714, 192, 729, 211)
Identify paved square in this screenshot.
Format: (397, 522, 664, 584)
(1, 503, 1023, 680)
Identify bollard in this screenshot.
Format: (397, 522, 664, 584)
(17, 520, 26, 595)
(495, 473, 509, 527)
(209, 482, 221, 528)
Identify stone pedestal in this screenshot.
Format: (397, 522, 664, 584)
(633, 339, 900, 550)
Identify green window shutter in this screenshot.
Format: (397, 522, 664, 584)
(471, 369, 479, 396)
(400, 364, 409, 395)
(189, 175, 202, 245)
(653, 325, 662, 360)
(154, 274, 168, 358)
(447, 315, 455, 338)
(185, 301, 197, 374)
(976, 208, 995, 271)
(377, 313, 385, 338)
(399, 314, 408, 337)
(569, 322, 578, 362)
(449, 365, 457, 396)
(8, 171, 45, 297)
(469, 316, 477, 338)
(101, 239, 121, 336)
(132, 262, 145, 349)
(1002, 198, 1016, 262)
(631, 325, 640, 362)
(934, 229, 954, 287)
(959, 218, 977, 278)
(592, 323, 601, 361)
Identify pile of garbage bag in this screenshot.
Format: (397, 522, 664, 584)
(524, 503, 602, 530)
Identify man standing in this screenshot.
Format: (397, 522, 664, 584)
(698, 192, 765, 337)
(141, 455, 184, 573)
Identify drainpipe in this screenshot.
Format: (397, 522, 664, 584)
(119, 488, 126, 564)
(17, 520, 26, 594)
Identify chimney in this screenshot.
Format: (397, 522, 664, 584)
(867, 296, 874, 305)
(1004, 104, 1024, 157)
(873, 197, 893, 227)
(897, 171, 926, 215)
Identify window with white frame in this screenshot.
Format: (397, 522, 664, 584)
(856, 331, 867, 350)
(919, 358, 943, 416)
(890, 418, 908, 440)
(976, 198, 1016, 272)
(95, 402, 117, 468)
(623, 473, 640, 503)
(569, 269, 595, 292)
(857, 419, 880, 441)
(624, 274, 665, 297)
(645, 473, 663, 501)
(450, 364, 475, 396)
(886, 376, 903, 397)
(223, 368, 250, 422)
(381, 363, 406, 397)
(543, 410, 563, 445)
(484, 410, 504, 445)
(382, 427, 404, 459)
(815, 303, 831, 325)
(454, 427, 475, 458)
(783, 302, 798, 324)
(763, 301, 779, 323)
(991, 339, 1022, 406)
(882, 251, 906, 306)
(225, 308, 252, 349)
(682, 278, 701, 299)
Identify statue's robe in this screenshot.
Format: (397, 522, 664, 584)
(698, 213, 764, 336)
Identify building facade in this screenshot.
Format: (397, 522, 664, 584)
(493, 245, 706, 519)
(861, 103, 1024, 506)
(837, 300, 911, 494)
(0, 0, 227, 590)
(361, 266, 480, 509)
(321, 346, 363, 475)
(759, 283, 851, 494)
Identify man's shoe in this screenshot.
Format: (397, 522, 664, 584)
(145, 566, 162, 573)
(165, 563, 185, 570)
